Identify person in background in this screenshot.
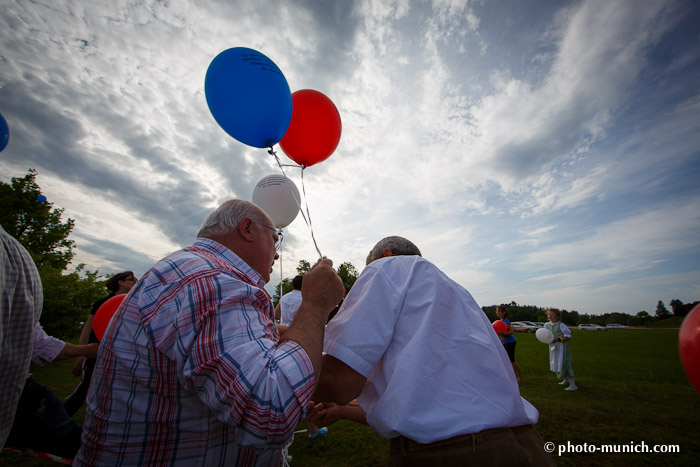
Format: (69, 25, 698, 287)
(275, 274, 304, 327)
(314, 236, 554, 466)
(64, 271, 137, 416)
(75, 199, 344, 466)
(6, 323, 98, 459)
(545, 308, 577, 391)
(497, 305, 524, 382)
(1, 224, 43, 449)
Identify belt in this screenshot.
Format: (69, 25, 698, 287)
(391, 425, 534, 456)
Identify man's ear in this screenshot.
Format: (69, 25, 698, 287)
(383, 248, 394, 257)
(239, 218, 256, 242)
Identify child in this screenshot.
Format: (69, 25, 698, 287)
(496, 305, 524, 382)
(545, 308, 577, 391)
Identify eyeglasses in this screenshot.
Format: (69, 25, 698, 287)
(254, 221, 283, 251)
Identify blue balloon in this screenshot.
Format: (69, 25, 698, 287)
(205, 48, 292, 148)
(37, 195, 47, 203)
(0, 112, 9, 152)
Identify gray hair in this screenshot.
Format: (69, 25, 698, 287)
(366, 236, 422, 264)
(197, 199, 271, 239)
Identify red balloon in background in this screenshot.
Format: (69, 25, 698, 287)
(679, 304, 700, 395)
(93, 294, 126, 340)
(493, 320, 508, 336)
(279, 89, 341, 167)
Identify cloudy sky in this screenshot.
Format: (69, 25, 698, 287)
(1, 0, 699, 316)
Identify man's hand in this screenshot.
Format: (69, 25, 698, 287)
(278, 258, 344, 378)
(306, 399, 367, 427)
(306, 401, 343, 427)
(301, 258, 345, 315)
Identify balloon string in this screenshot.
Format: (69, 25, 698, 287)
(301, 166, 323, 259)
(268, 146, 323, 259)
(278, 233, 283, 313)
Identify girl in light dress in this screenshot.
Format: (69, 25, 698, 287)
(545, 308, 577, 391)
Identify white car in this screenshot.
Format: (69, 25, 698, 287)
(606, 323, 629, 329)
(511, 321, 538, 333)
(578, 324, 607, 331)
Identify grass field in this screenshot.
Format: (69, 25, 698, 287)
(2, 329, 697, 466)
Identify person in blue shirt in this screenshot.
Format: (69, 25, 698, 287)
(497, 305, 524, 382)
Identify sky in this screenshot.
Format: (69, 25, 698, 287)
(1, 0, 699, 316)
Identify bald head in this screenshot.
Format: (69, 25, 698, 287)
(197, 199, 272, 239)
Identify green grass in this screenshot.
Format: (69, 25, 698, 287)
(2, 329, 697, 466)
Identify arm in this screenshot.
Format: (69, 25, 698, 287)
(504, 321, 514, 335)
(278, 259, 345, 378)
(557, 323, 572, 342)
(314, 354, 367, 405)
(72, 314, 95, 375)
(57, 342, 100, 361)
(274, 302, 281, 321)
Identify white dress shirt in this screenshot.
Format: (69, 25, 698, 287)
(324, 255, 539, 443)
(279, 289, 302, 326)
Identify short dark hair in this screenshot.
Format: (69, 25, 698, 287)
(292, 275, 303, 290)
(106, 271, 133, 292)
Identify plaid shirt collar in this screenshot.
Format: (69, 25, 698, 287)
(193, 237, 266, 289)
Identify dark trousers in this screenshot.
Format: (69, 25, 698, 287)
(6, 376, 82, 459)
(63, 358, 95, 416)
(388, 425, 556, 467)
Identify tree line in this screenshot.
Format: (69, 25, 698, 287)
(482, 299, 698, 327)
(3, 169, 695, 340)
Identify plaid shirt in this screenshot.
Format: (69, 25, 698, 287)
(0, 225, 43, 448)
(75, 238, 315, 466)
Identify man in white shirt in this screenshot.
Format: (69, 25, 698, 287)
(276, 275, 304, 326)
(312, 236, 555, 466)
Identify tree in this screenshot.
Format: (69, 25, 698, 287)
(670, 299, 697, 317)
(655, 300, 671, 320)
(297, 260, 311, 275)
(670, 299, 684, 317)
(0, 169, 75, 269)
(272, 259, 360, 304)
(1, 169, 107, 339)
(271, 278, 292, 305)
(39, 264, 107, 338)
(336, 262, 359, 294)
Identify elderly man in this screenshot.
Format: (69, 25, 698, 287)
(75, 200, 344, 466)
(313, 236, 555, 466)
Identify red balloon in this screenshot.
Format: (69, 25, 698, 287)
(493, 320, 508, 336)
(279, 89, 341, 167)
(93, 294, 126, 341)
(679, 304, 700, 395)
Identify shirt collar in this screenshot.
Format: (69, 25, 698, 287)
(193, 237, 266, 288)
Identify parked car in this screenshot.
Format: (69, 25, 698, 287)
(578, 324, 607, 331)
(606, 323, 629, 329)
(511, 321, 538, 333)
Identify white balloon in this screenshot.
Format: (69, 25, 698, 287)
(252, 174, 301, 228)
(536, 327, 554, 344)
